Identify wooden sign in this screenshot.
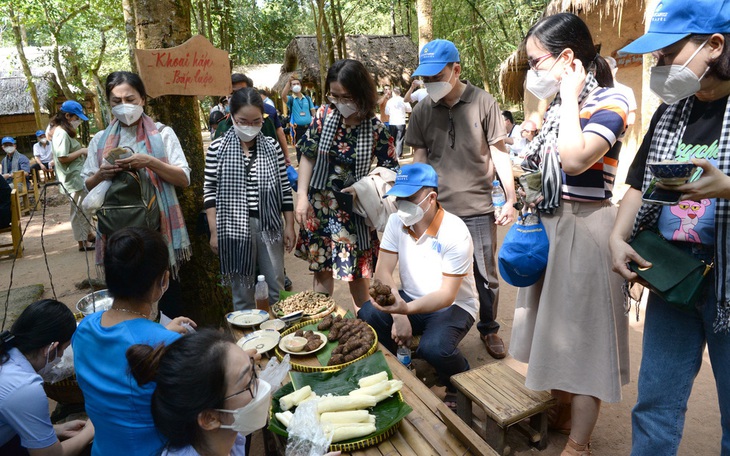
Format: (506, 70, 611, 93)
(612, 42, 644, 69)
(134, 35, 232, 98)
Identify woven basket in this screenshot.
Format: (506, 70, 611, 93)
(43, 374, 84, 405)
(275, 318, 377, 373)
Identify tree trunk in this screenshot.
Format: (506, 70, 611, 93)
(131, 0, 229, 325)
(311, 0, 328, 104)
(122, 0, 138, 72)
(335, 0, 346, 59)
(415, 0, 432, 49)
(317, 0, 335, 66)
(7, 5, 43, 130)
(472, 11, 490, 93)
(329, 0, 344, 60)
(390, 0, 396, 35)
(50, 33, 75, 100)
(91, 29, 111, 129)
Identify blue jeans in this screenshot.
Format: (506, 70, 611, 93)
(632, 245, 730, 455)
(461, 214, 500, 336)
(358, 293, 474, 392)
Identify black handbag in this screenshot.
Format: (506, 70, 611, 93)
(628, 230, 713, 312)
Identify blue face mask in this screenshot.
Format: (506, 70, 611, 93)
(225, 105, 230, 113)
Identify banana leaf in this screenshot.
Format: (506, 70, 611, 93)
(268, 351, 412, 446)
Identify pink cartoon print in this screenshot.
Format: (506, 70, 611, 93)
(670, 199, 711, 243)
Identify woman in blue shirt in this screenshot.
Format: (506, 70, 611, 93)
(0, 300, 94, 455)
(72, 227, 195, 456)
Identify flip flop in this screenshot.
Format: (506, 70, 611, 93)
(444, 392, 458, 413)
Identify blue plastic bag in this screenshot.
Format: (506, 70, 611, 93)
(287, 165, 298, 192)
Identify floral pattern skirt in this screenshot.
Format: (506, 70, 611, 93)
(294, 189, 379, 281)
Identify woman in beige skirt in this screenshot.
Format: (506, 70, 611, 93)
(510, 13, 630, 456)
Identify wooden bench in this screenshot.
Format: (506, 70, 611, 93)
(0, 189, 24, 258)
(451, 362, 556, 455)
(12, 171, 31, 215)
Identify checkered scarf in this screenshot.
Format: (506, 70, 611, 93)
(310, 108, 374, 248)
(631, 95, 730, 333)
(94, 115, 191, 278)
(2, 152, 20, 174)
(522, 72, 599, 213)
(216, 128, 284, 286)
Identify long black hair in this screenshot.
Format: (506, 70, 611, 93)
(127, 330, 234, 449)
(326, 59, 378, 119)
(1, 300, 76, 365)
(526, 13, 613, 88)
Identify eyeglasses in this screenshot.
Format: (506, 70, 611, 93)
(234, 119, 264, 127)
(527, 53, 553, 71)
(327, 93, 355, 104)
(448, 110, 455, 149)
(223, 361, 258, 401)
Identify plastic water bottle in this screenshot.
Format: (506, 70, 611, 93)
(397, 345, 412, 370)
(254, 275, 270, 313)
(491, 180, 506, 219)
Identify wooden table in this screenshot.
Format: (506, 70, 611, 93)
(227, 314, 497, 455)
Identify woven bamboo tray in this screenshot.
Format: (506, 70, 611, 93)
(274, 318, 378, 373)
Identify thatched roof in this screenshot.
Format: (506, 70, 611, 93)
(0, 74, 60, 116)
(273, 35, 419, 94)
(498, 0, 648, 104)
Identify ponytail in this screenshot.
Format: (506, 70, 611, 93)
(592, 54, 614, 88)
(127, 343, 167, 386)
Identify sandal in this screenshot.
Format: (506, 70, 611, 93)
(561, 438, 591, 456)
(444, 392, 458, 413)
(548, 402, 572, 434)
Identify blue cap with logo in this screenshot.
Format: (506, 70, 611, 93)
(498, 214, 549, 287)
(60, 100, 89, 121)
(412, 39, 460, 77)
(1, 137, 16, 145)
(35, 130, 46, 137)
(384, 163, 438, 198)
(620, 0, 730, 54)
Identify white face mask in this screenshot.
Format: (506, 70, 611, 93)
(39, 138, 48, 145)
(396, 192, 433, 226)
(525, 69, 561, 100)
(291, 84, 302, 94)
(234, 124, 262, 142)
(334, 101, 358, 119)
(112, 104, 144, 126)
(424, 67, 455, 103)
(70, 119, 83, 130)
(3, 146, 15, 154)
(216, 380, 271, 435)
(650, 40, 709, 105)
(37, 344, 62, 381)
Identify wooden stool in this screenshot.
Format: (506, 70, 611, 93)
(451, 362, 556, 455)
(0, 189, 24, 258)
(12, 171, 30, 215)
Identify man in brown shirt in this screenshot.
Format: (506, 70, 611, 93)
(405, 39, 516, 359)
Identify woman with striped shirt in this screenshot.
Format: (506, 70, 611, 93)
(509, 13, 630, 456)
(204, 87, 295, 311)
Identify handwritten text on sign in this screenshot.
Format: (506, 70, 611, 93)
(135, 35, 232, 98)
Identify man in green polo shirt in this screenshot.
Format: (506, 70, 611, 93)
(405, 39, 516, 359)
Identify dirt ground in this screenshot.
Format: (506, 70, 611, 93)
(0, 148, 722, 455)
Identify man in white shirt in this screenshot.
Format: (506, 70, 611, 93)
(404, 79, 428, 104)
(384, 87, 412, 157)
(31, 130, 54, 176)
(358, 163, 476, 405)
(605, 56, 637, 128)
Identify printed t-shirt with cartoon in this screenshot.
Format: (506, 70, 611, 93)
(626, 95, 726, 245)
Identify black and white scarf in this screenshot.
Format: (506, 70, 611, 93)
(310, 108, 374, 248)
(216, 128, 284, 287)
(631, 95, 730, 333)
(522, 72, 600, 213)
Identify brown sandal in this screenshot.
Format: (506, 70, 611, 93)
(561, 438, 591, 456)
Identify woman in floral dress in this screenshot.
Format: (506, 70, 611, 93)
(295, 59, 398, 310)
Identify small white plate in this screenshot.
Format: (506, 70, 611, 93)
(226, 309, 270, 328)
(237, 330, 280, 354)
(278, 332, 327, 355)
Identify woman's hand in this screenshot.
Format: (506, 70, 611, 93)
(116, 153, 154, 171)
(662, 158, 730, 201)
(97, 162, 122, 180)
(209, 232, 218, 255)
(55, 420, 89, 440)
(284, 224, 296, 253)
(559, 58, 587, 101)
(609, 234, 650, 281)
(165, 316, 197, 334)
(295, 196, 313, 226)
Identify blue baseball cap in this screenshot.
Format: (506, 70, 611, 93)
(384, 163, 438, 198)
(498, 214, 549, 287)
(620, 0, 730, 54)
(1, 137, 16, 145)
(60, 100, 89, 121)
(35, 130, 46, 137)
(412, 40, 460, 77)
